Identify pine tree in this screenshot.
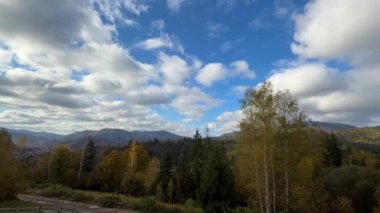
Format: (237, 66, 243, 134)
(197, 143, 234, 213)
(157, 152, 174, 202)
(83, 137, 97, 172)
(324, 133, 342, 167)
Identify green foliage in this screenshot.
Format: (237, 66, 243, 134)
(82, 137, 97, 172)
(323, 165, 380, 212)
(93, 150, 123, 192)
(196, 143, 234, 213)
(0, 129, 22, 200)
(97, 194, 122, 207)
(41, 184, 93, 202)
(324, 133, 342, 167)
(50, 145, 73, 184)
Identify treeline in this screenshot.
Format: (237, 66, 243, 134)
(2, 82, 380, 212)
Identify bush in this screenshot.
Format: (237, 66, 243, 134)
(140, 197, 157, 212)
(97, 194, 122, 208)
(40, 185, 92, 202)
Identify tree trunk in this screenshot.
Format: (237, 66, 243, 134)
(250, 126, 264, 213)
(76, 143, 86, 186)
(285, 139, 289, 213)
(263, 127, 271, 213)
(271, 145, 276, 213)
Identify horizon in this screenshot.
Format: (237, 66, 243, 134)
(0, 0, 379, 136)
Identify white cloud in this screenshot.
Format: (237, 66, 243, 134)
(0, 0, 217, 136)
(196, 63, 228, 87)
(158, 53, 191, 85)
(92, 0, 149, 23)
(137, 34, 174, 50)
(137, 34, 184, 53)
(268, 63, 348, 98)
(291, 0, 380, 65)
(208, 110, 242, 135)
(232, 85, 249, 95)
(167, 0, 184, 12)
(230, 60, 256, 78)
(196, 60, 255, 87)
(166, 85, 221, 121)
(266, 0, 380, 126)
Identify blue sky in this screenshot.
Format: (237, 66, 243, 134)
(0, 0, 379, 136)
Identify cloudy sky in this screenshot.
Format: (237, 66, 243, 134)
(0, 0, 379, 136)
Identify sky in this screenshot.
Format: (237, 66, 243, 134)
(0, 0, 379, 136)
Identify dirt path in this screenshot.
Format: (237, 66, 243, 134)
(18, 194, 138, 213)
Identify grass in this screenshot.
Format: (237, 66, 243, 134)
(0, 199, 39, 208)
(26, 184, 203, 213)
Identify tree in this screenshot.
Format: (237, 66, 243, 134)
(76, 137, 97, 187)
(173, 153, 192, 202)
(82, 137, 97, 172)
(157, 152, 174, 202)
(189, 130, 206, 199)
(49, 145, 73, 185)
(144, 157, 160, 195)
(0, 129, 22, 200)
(196, 143, 234, 213)
(324, 133, 342, 167)
(121, 142, 150, 195)
(323, 165, 380, 212)
(234, 82, 324, 213)
(94, 150, 123, 192)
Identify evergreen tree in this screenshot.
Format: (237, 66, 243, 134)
(83, 137, 97, 172)
(197, 144, 234, 213)
(190, 130, 206, 198)
(324, 133, 342, 167)
(174, 152, 192, 202)
(157, 152, 174, 202)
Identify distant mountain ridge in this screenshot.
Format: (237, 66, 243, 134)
(218, 121, 358, 140)
(63, 128, 187, 148)
(308, 121, 357, 132)
(1, 127, 187, 148)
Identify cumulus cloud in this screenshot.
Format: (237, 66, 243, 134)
(158, 53, 191, 85)
(196, 60, 255, 87)
(267, 0, 380, 126)
(196, 63, 228, 87)
(291, 0, 380, 65)
(208, 110, 242, 135)
(137, 34, 184, 53)
(0, 0, 216, 136)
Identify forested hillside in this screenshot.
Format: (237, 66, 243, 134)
(1, 83, 380, 213)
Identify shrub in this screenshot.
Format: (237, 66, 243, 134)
(140, 196, 157, 212)
(97, 194, 122, 208)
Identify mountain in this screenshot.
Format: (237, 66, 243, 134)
(2, 127, 187, 148)
(2, 128, 64, 147)
(308, 121, 357, 132)
(336, 126, 380, 145)
(62, 128, 187, 148)
(217, 121, 357, 140)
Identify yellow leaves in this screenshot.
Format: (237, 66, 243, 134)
(16, 136, 27, 149)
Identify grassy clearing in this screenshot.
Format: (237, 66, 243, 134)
(26, 185, 203, 213)
(0, 199, 39, 208)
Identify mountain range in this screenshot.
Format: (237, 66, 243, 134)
(2, 128, 187, 148)
(3, 121, 377, 148)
